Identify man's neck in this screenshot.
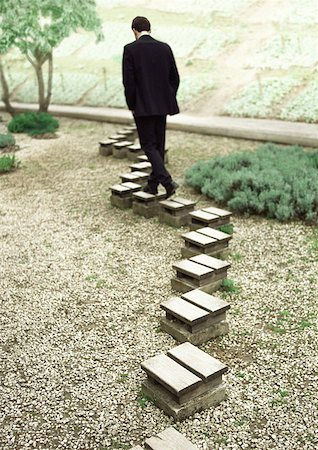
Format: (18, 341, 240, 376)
(138, 31, 150, 39)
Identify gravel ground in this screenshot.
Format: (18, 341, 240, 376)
(0, 116, 317, 450)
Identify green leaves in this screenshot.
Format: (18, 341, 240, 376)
(186, 143, 318, 223)
(0, 0, 103, 57)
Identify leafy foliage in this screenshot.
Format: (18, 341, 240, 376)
(0, 133, 15, 148)
(280, 79, 318, 123)
(0, 154, 18, 173)
(186, 143, 318, 222)
(8, 112, 59, 136)
(224, 77, 301, 117)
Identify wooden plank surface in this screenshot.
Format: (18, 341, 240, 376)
(168, 342, 228, 381)
(160, 200, 184, 210)
(145, 427, 197, 450)
(202, 206, 232, 217)
(182, 231, 216, 247)
(128, 144, 142, 151)
(100, 139, 116, 145)
(114, 140, 133, 148)
(109, 134, 125, 140)
(130, 162, 152, 170)
(161, 297, 209, 325)
(173, 260, 213, 279)
(173, 197, 196, 207)
(133, 191, 156, 201)
(190, 254, 230, 271)
(196, 227, 231, 242)
(141, 354, 202, 396)
(181, 289, 230, 315)
(189, 210, 218, 222)
(121, 182, 142, 190)
(110, 184, 130, 193)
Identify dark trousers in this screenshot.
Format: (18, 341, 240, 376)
(134, 115, 172, 189)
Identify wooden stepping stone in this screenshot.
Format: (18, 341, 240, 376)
(190, 207, 232, 231)
(171, 254, 230, 294)
(117, 128, 135, 139)
(109, 133, 126, 141)
(130, 161, 152, 174)
(131, 427, 197, 450)
(127, 143, 143, 161)
(112, 140, 133, 159)
(120, 171, 149, 186)
(110, 182, 142, 209)
(160, 289, 230, 344)
(122, 125, 138, 140)
(137, 154, 149, 162)
(159, 197, 196, 227)
(181, 227, 232, 259)
(144, 427, 197, 450)
(99, 139, 116, 156)
(141, 342, 228, 420)
(132, 191, 166, 218)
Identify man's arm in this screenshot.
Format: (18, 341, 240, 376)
(122, 45, 136, 111)
(169, 47, 180, 94)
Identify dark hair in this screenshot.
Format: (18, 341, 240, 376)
(132, 16, 151, 32)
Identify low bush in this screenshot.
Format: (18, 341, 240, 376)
(0, 154, 18, 173)
(185, 143, 318, 223)
(8, 112, 59, 136)
(0, 133, 15, 149)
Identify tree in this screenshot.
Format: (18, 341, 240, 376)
(0, 0, 103, 115)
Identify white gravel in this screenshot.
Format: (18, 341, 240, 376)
(0, 116, 317, 450)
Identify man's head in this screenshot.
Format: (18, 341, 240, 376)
(132, 16, 151, 40)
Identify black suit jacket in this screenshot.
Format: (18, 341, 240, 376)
(122, 35, 180, 117)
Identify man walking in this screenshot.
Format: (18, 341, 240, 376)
(122, 16, 180, 197)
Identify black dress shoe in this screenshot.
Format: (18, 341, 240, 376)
(143, 185, 158, 195)
(165, 181, 179, 199)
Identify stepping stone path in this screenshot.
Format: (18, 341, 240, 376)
(104, 125, 234, 433)
(159, 197, 196, 227)
(141, 342, 228, 420)
(181, 227, 232, 259)
(190, 206, 232, 230)
(133, 191, 167, 218)
(160, 289, 230, 344)
(110, 182, 142, 209)
(130, 161, 152, 174)
(171, 254, 231, 294)
(130, 426, 198, 450)
(127, 143, 143, 161)
(113, 140, 134, 159)
(99, 139, 116, 156)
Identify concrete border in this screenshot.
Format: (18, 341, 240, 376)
(1, 102, 317, 147)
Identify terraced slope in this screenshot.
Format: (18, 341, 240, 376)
(1, 0, 317, 121)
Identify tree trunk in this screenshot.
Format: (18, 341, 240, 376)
(35, 59, 47, 112)
(0, 58, 16, 117)
(43, 52, 53, 112)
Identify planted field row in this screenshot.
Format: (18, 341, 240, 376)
(144, 0, 255, 16)
(224, 75, 318, 123)
(247, 34, 318, 70)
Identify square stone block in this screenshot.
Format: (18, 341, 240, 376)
(141, 379, 226, 421)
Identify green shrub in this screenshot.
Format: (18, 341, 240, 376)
(0, 133, 15, 148)
(185, 143, 318, 223)
(8, 112, 59, 136)
(0, 154, 18, 173)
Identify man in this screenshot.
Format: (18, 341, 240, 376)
(122, 16, 180, 197)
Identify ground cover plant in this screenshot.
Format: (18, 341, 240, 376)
(186, 143, 318, 223)
(280, 79, 318, 123)
(0, 154, 18, 173)
(8, 112, 59, 136)
(0, 133, 15, 149)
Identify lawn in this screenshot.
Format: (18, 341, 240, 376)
(0, 117, 317, 449)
